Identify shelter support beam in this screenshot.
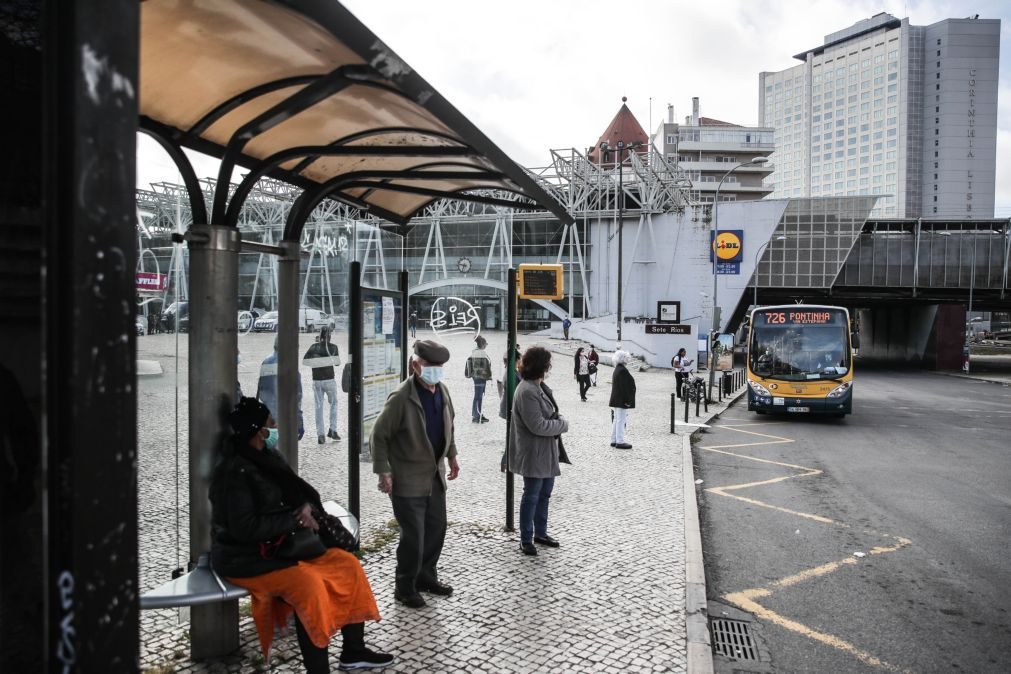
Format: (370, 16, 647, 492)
(277, 241, 302, 470)
(186, 224, 241, 659)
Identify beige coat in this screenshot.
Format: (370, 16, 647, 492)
(370, 376, 457, 497)
(507, 380, 568, 478)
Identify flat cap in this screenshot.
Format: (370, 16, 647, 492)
(413, 339, 450, 365)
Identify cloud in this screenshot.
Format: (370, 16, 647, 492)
(138, 0, 1011, 216)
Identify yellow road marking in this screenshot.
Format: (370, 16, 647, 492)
(699, 423, 914, 671)
(724, 588, 911, 673)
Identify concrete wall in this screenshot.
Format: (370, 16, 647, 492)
(586, 200, 786, 338)
(856, 303, 964, 368)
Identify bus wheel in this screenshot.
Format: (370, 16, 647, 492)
(755, 409, 767, 415)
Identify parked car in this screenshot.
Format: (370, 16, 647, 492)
(238, 310, 256, 332)
(161, 301, 189, 333)
(253, 310, 279, 332)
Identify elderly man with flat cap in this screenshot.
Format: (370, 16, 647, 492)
(370, 339, 460, 608)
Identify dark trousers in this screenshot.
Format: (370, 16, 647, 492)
(519, 476, 555, 544)
(390, 474, 447, 592)
(577, 374, 591, 400)
(675, 372, 686, 399)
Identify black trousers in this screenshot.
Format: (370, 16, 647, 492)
(675, 372, 686, 399)
(390, 473, 447, 592)
(577, 374, 591, 400)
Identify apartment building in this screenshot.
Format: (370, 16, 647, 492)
(654, 97, 775, 203)
(759, 13, 999, 218)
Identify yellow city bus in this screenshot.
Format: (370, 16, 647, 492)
(746, 305, 856, 416)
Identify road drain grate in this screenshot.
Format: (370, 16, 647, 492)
(709, 617, 758, 661)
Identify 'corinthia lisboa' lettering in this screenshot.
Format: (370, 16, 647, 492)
(430, 296, 481, 336)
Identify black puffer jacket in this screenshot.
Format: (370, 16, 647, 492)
(209, 448, 301, 578)
(608, 364, 636, 409)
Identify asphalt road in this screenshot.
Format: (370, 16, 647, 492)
(694, 370, 1011, 673)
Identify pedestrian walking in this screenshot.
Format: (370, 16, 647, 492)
(370, 339, 459, 609)
(464, 335, 493, 423)
(211, 397, 394, 672)
(508, 347, 568, 556)
(147, 311, 157, 335)
(609, 350, 636, 450)
(671, 348, 694, 400)
(302, 327, 341, 444)
(562, 315, 572, 340)
(256, 336, 304, 441)
(409, 310, 418, 338)
(587, 346, 600, 386)
(573, 347, 591, 402)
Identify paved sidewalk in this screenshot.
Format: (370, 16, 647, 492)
(137, 331, 739, 673)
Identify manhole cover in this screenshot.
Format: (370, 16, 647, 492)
(710, 617, 758, 661)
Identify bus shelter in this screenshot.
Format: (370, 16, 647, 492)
(1, 1, 569, 669)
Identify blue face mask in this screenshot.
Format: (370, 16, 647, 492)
(264, 427, 279, 450)
(420, 366, 444, 385)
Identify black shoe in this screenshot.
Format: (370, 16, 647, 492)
(615, 442, 632, 450)
(610, 442, 617, 447)
(472, 417, 480, 423)
(339, 647, 396, 670)
(394, 589, 426, 608)
(317, 435, 325, 444)
(520, 542, 538, 556)
(581, 397, 587, 402)
(533, 535, 560, 548)
(328, 429, 341, 440)
(479, 416, 490, 423)
(416, 579, 453, 596)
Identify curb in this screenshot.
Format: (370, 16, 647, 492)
(137, 359, 164, 377)
(930, 370, 1011, 387)
(682, 387, 748, 674)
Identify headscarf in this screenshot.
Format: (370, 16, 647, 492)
(228, 396, 269, 441)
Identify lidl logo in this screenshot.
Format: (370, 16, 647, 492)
(710, 230, 744, 263)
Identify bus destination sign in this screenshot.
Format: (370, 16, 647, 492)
(759, 310, 844, 325)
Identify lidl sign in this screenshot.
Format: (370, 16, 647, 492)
(710, 229, 744, 263)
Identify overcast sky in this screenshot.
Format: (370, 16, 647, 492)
(138, 0, 1011, 215)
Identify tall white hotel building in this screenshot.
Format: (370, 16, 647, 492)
(759, 13, 999, 218)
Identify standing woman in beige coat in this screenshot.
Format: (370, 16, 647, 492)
(508, 346, 569, 556)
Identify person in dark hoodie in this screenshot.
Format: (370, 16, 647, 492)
(302, 327, 341, 444)
(608, 350, 636, 450)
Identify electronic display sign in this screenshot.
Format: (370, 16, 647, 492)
(518, 263, 564, 300)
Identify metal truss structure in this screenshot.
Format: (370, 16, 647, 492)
(135, 144, 698, 317)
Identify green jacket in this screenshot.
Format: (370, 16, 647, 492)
(370, 375, 457, 497)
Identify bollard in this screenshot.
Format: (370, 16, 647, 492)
(718, 374, 723, 402)
(684, 389, 689, 423)
(670, 392, 677, 433)
(703, 385, 708, 413)
(695, 387, 701, 416)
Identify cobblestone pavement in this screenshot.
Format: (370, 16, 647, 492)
(137, 330, 727, 673)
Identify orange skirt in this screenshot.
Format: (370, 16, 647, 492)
(226, 548, 381, 659)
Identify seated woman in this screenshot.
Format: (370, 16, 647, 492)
(210, 397, 394, 672)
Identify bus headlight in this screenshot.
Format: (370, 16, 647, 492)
(749, 380, 772, 397)
(827, 381, 852, 398)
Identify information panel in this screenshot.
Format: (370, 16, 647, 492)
(360, 290, 403, 457)
(518, 263, 564, 300)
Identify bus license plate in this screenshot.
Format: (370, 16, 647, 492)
(787, 406, 810, 413)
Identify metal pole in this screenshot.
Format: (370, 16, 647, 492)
(277, 241, 301, 471)
(617, 144, 624, 343)
(401, 270, 409, 378)
(187, 224, 241, 659)
(684, 388, 689, 423)
(349, 261, 362, 523)
(505, 267, 517, 531)
(671, 393, 677, 433)
(967, 235, 976, 373)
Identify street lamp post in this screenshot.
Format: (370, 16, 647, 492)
(753, 235, 787, 307)
(600, 131, 643, 344)
(709, 156, 768, 394)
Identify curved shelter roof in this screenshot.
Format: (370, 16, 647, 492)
(138, 0, 572, 235)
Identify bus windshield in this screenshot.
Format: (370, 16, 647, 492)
(749, 309, 850, 381)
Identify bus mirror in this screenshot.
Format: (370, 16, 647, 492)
(851, 332, 860, 349)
